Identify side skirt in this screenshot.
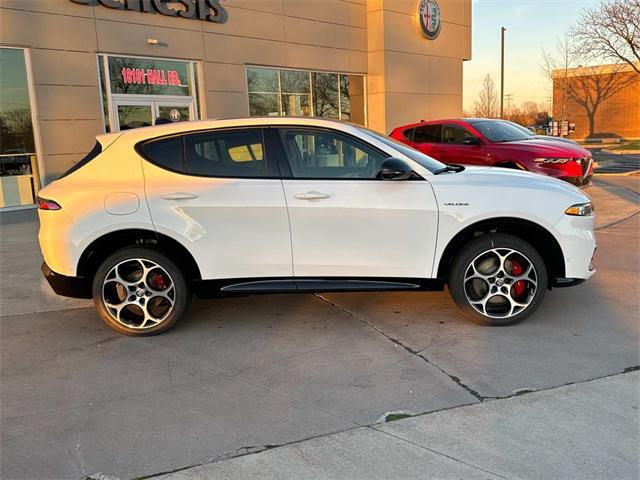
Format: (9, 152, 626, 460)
(193, 277, 445, 298)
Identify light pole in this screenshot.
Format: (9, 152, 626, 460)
(500, 27, 506, 118)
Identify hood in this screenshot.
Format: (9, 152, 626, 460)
(456, 166, 588, 199)
(495, 139, 589, 157)
(532, 134, 580, 146)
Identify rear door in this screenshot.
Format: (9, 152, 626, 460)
(412, 124, 442, 159)
(141, 127, 292, 280)
(276, 127, 438, 279)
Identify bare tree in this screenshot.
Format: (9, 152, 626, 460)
(541, 35, 635, 137)
(571, 0, 640, 74)
(472, 74, 499, 118)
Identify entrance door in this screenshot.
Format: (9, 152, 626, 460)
(112, 96, 195, 131)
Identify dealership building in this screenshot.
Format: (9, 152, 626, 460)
(0, 0, 471, 210)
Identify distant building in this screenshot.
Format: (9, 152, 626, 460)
(552, 63, 639, 141)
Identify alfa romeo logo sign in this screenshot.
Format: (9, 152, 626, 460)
(418, 0, 441, 40)
(169, 109, 181, 122)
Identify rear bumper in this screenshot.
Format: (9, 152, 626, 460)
(41, 263, 91, 299)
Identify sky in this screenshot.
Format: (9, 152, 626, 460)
(463, 0, 601, 113)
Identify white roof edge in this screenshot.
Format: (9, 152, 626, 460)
(113, 117, 361, 142)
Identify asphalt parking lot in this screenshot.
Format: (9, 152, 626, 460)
(1, 176, 639, 479)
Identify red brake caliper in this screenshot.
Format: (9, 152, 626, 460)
(511, 260, 525, 298)
(150, 272, 167, 290)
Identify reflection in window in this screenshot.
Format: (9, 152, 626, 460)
(0, 47, 38, 208)
(312, 73, 339, 119)
(280, 70, 311, 117)
(0, 48, 35, 156)
(281, 129, 386, 179)
(184, 129, 266, 177)
(247, 68, 281, 116)
(246, 67, 366, 124)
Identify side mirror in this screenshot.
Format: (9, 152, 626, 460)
(460, 136, 481, 145)
(377, 157, 415, 180)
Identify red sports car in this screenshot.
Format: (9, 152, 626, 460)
(390, 118, 593, 186)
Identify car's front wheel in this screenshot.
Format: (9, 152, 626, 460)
(449, 233, 547, 326)
(92, 247, 190, 336)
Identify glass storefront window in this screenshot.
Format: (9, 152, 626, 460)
(312, 72, 339, 119)
(280, 70, 311, 117)
(246, 67, 366, 124)
(247, 68, 281, 116)
(98, 55, 201, 132)
(108, 56, 191, 96)
(0, 47, 39, 208)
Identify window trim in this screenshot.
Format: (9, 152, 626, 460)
(273, 126, 397, 181)
(135, 126, 279, 179)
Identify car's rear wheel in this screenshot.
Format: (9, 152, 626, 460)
(448, 233, 547, 326)
(92, 247, 190, 336)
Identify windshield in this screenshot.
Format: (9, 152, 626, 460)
(468, 120, 532, 142)
(356, 126, 445, 173)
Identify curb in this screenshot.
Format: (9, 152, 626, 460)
(604, 150, 640, 155)
(594, 170, 640, 177)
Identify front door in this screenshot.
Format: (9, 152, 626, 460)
(437, 124, 486, 165)
(112, 96, 194, 131)
(277, 127, 439, 279)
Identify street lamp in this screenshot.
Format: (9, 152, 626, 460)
(500, 26, 506, 118)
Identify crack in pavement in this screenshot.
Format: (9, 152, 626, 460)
(138, 367, 640, 480)
(313, 293, 485, 401)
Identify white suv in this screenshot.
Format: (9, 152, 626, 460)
(37, 118, 596, 336)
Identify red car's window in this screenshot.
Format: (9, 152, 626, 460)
(413, 124, 441, 143)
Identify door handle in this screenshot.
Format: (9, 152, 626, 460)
(161, 192, 199, 201)
(293, 191, 331, 200)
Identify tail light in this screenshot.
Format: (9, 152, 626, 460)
(36, 197, 62, 210)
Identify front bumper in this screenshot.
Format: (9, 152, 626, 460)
(41, 263, 92, 299)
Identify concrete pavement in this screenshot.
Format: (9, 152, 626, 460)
(0, 177, 638, 479)
(160, 371, 640, 480)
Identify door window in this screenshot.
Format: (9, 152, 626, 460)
(140, 129, 268, 178)
(442, 124, 473, 144)
(280, 129, 387, 179)
(117, 105, 153, 130)
(185, 129, 266, 177)
(413, 124, 441, 143)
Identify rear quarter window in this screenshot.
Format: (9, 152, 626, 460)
(139, 137, 183, 171)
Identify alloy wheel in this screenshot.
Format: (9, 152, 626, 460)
(463, 248, 538, 319)
(102, 258, 175, 330)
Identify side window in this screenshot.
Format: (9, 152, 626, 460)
(403, 128, 415, 141)
(280, 129, 388, 179)
(442, 124, 473, 144)
(140, 136, 183, 171)
(184, 129, 266, 177)
(413, 124, 441, 143)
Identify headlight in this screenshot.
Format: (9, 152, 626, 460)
(534, 157, 572, 164)
(565, 202, 594, 216)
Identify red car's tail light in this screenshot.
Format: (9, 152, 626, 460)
(36, 197, 62, 210)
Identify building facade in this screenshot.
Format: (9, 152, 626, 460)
(0, 0, 471, 210)
(552, 63, 639, 141)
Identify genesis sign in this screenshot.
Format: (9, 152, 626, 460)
(70, 0, 227, 23)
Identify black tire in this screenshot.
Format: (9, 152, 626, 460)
(92, 247, 191, 336)
(448, 233, 548, 326)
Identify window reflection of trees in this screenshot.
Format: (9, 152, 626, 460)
(246, 67, 364, 123)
